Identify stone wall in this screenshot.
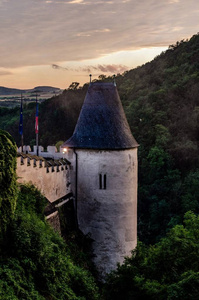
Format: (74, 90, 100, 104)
(73, 148, 138, 278)
(46, 211, 61, 234)
(17, 154, 71, 203)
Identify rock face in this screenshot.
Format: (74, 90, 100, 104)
(62, 82, 138, 278)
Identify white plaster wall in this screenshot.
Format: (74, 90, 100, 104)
(75, 148, 137, 277)
(16, 158, 71, 203)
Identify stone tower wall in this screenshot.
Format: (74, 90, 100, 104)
(74, 148, 137, 278)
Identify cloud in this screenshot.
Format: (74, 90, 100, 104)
(172, 27, 184, 32)
(52, 64, 69, 70)
(76, 28, 110, 37)
(0, 0, 8, 4)
(91, 64, 127, 73)
(0, 0, 199, 69)
(0, 69, 13, 76)
(68, 0, 84, 4)
(169, 0, 180, 3)
(52, 63, 128, 74)
(45, 0, 87, 4)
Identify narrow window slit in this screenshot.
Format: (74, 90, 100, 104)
(99, 174, 102, 189)
(99, 173, 106, 190)
(104, 174, 106, 189)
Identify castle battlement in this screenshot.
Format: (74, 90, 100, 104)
(17, 149, 72, 203)
(17, 145, 69, 160)
(17, 152, 70, 173)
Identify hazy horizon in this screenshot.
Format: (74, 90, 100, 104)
(1, 0, 199, 89)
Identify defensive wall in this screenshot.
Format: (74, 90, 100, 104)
(16, 145, 75, 233)
(17, 145, 72, 203)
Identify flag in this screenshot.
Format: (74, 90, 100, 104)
(19, 97, 23, 135)
(35, 99, 39, 134)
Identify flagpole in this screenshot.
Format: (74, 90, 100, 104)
(21, 93, 24, 152)
(36, 128, 39, 156)
(19, 93, 24, 153)
(35, 94, 39, 156)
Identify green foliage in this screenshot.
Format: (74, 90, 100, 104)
(68, 82, 80, 90)
(55, 140, 64, 151)
(17, 184, 47, 219)
(0, 130, 17, 234)
(154, 124, 171, 148)
(0, 258, 44, 300)
(0, 184, 100, 300)
(138, 146, 182, 243)
(104, 212, 199, 299)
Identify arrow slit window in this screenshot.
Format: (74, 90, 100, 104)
(99, 173, 107, 189)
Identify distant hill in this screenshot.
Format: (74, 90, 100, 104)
(30, 86, 61, 93)
(0, 86, 26, 95)
(0, 86, 61, 95)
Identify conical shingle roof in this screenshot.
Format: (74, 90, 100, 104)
(62, 82, 138, 150)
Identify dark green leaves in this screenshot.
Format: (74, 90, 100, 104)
(104, 212, 199, 300)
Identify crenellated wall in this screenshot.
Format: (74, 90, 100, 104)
(18, 145, 69, 160)
(16, 150, 71, 203)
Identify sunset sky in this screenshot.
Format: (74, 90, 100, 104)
(0, 0, 199, 89)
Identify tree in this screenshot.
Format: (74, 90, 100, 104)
(138, 146, 181, 243)
(0, 130, 17, 234)
(104, 211, 199, 299)
(55, 140, 64, 152)
(181, 170, 199, 214)
(98, 75, 106, 80)
(68, 82, 80, 90)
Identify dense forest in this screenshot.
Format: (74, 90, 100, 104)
(1, 33, 199, 298)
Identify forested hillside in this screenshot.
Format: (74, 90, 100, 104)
(1, 33, 199, 245)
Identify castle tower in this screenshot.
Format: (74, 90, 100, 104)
(62, 82, 138, 278)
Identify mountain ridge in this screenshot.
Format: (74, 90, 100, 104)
(0, 85, 61, 95)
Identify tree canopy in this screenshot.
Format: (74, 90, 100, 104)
(0, 129, 17, 234)
(104, 211, 199, 300)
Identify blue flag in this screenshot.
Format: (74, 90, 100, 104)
(19, 98, 23, 135)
